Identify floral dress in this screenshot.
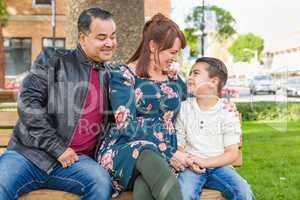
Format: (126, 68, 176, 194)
(97, 65, 187, 193)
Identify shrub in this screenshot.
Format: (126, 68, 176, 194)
(236, 102, 300, 121)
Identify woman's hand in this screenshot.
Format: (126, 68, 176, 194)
(170, 151, 188, 172)
(223, 101, 240, 118)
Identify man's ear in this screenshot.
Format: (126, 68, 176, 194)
(79, 32, 86, 44)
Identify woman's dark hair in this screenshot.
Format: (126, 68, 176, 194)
(195, 57, 228, 93)
(128, 13, 186, 78)
(78, 7, 113, 35)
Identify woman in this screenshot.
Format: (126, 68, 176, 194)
(98, 13, 188, 200)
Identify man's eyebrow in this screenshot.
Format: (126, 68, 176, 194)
(96, 33, 107, 37)
(96, 32, 116, 37)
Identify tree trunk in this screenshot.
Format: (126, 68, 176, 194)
(66, 0, 144, 63)
(0, 25, 5, 89)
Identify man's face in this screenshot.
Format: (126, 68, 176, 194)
(79, 18, 117, 62)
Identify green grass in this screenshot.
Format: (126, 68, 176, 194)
(238, 121, 300, 200)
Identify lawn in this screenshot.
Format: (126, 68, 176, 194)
(238, 120, 300, 200)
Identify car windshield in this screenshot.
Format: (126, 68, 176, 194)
(254, 75, 272, 81)
(288, 78, 300, 84)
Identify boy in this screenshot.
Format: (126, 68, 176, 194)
(176, 57, 255, 200)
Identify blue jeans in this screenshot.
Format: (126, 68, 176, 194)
(0, 150, 112, 200)
(178, 166, 255, 200)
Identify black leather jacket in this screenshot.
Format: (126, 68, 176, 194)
(8, 45, 113, 173)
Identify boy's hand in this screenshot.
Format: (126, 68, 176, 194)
(187, 155, 207, 173)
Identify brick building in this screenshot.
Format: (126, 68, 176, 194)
(2, 0, 171, 80)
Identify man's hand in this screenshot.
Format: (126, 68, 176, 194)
(57, 148, 79, 168)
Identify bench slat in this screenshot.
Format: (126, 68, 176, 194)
(0, 111, 18, 128)
(0, 90, 18, 103)
(0, 132, 11, 147)
(19, 189, 225, 200)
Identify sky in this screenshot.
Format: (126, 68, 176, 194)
(171, 0, 300, 52)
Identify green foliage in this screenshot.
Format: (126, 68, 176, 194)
(228, 33, 264, 63)
(210, 5, 236, 39)
(183, 28, 199, 57)
(184, 5, 236, 57)
(0, 0, 8, 25)
(236, 102, 300, 121)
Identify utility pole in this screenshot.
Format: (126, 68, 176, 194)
(200, 0, 205, 56)
(51, 0, 56, 48)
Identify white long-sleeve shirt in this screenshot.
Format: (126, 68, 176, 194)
(175, 98, 241, 158)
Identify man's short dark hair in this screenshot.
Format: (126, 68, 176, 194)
(78, 7, 113, 35)
(195, 57, 228, 92)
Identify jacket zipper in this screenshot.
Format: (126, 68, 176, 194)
(67, 66, 92, 146)
(93, 67, 111, 159)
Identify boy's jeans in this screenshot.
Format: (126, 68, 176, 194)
(0, 150, 112, 200)
(178, 166, 255, 200)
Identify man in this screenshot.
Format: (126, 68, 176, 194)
(0, 7, 116, 200)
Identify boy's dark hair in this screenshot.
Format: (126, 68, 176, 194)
(195, 57, 228, 92)
(78, 7, 113, 35)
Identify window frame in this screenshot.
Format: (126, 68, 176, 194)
(32, 0, 52, 8)
(42, 37, 66, 49)
(4, 37, 32, 78)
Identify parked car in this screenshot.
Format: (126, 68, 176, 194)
(249, 74, 277, 95)
(286, 77, 300, 97)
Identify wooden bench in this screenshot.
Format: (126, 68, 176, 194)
(0, 111, 242, 200)
(0, 90, 18, 103)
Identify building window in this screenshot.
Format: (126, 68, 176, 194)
(42, 38, 65, 49)
(4, 38, 32, 77)
(33, 0, 51, 7)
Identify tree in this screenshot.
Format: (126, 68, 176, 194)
(0, 0, 8, 88)
(65, 0, 145, 62)
(184, 5, 236, 57)
(228, 33, 264, 63)
(183, 28, 199, 57)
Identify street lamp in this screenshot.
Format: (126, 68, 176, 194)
(51, 0, 56, 48)
(200, 0, 206, 56)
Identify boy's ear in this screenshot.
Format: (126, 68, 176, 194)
(211, 77, 221, 87)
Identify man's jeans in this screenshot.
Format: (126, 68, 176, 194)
(178, 166, 255, 200)
(0, 150, 112, 200)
